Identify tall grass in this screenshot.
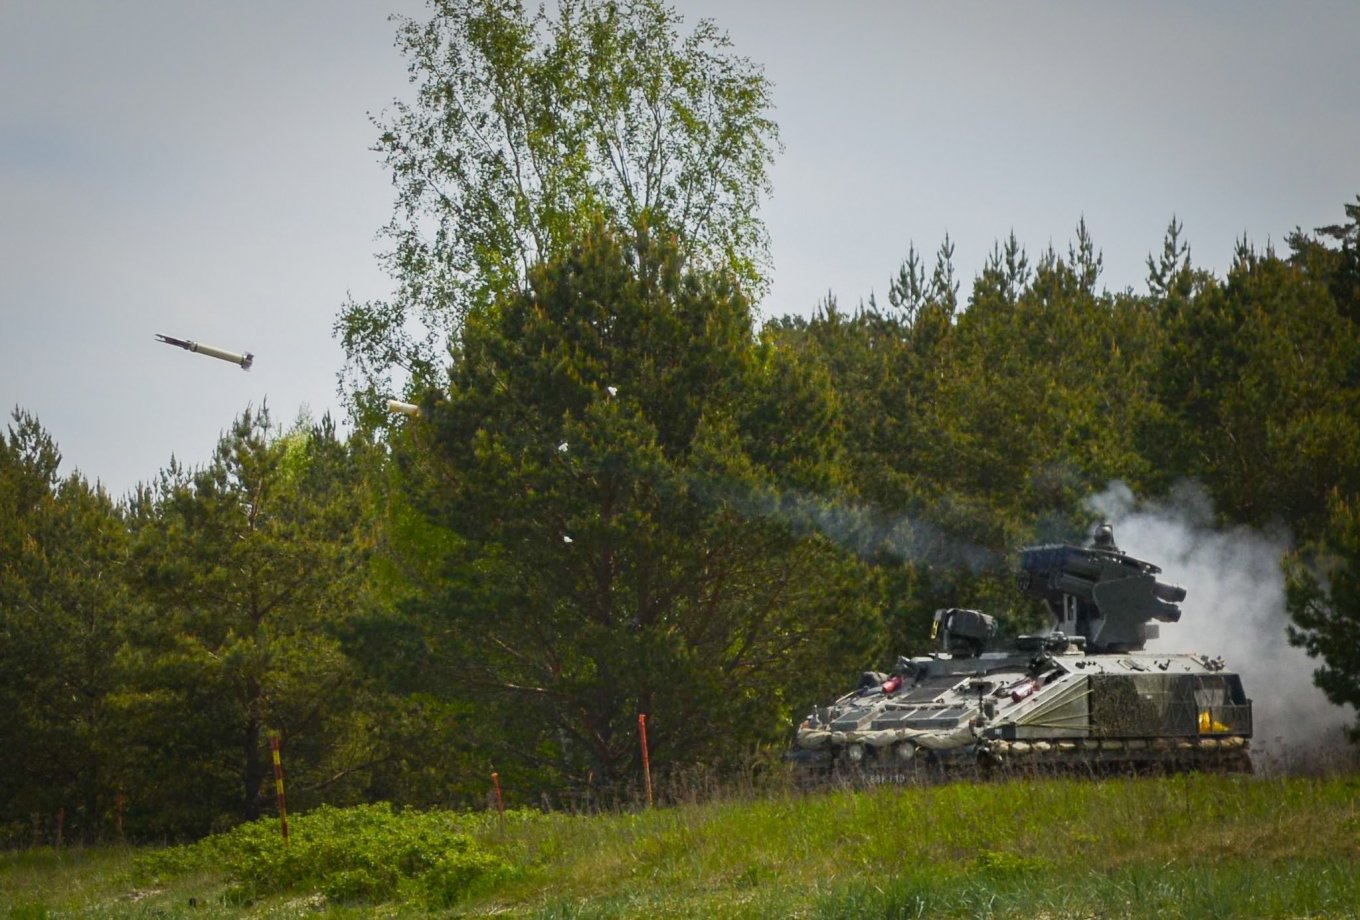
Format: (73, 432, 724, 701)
(3, 772, 1358, 918)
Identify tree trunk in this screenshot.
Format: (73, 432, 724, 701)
(242, 715, 264, 821)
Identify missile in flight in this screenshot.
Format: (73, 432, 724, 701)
(155, 333, 254, 370)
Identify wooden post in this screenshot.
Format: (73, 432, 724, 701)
(116, 790, 125, 840)
(638, 714, 653, 808)
(269, 733, 289, 844)
(55, 807, 65, 848)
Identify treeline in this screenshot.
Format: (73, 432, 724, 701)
(3, 199, 1358, 843)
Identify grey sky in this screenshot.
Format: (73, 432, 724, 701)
(2, 1, 1357, 498)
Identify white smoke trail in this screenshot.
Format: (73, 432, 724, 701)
(1087, 481, 1354, 766)
(686, 476, 1003, 572)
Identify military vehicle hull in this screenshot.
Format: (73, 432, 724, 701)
(794, 648, 1252, 781)
(794, 532, 1254, 780)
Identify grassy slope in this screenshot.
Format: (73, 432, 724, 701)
(3, 773, 1359, 919)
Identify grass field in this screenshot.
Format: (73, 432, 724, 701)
(3, 772, 1359, 918)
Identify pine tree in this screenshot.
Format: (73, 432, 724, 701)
(0, 411, 134, 842)
(392, 223, 880, 798)
(127, 408, 377, 832)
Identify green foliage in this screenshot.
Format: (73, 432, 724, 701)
(1288, 194, 1360, 325)
(1147, 245, 1360, 532)
(777, 221, 1168, 652)
(136, 803, 513, 906)
(945, 223, 1160, 524)
(1287, 492, 1360, 740)
(123, 407, 382, 834)
(392, 222, 880, 796)
(0, 410, 136, 844)
(337, 0, 780, 412)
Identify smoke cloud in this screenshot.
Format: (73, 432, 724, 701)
(1088, 481, 1354, 766)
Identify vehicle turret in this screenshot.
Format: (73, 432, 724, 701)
(1016, 541, 1185, 652)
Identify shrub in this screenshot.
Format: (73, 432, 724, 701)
(134, 803, 514, 905)
(421, 844, 516, 909)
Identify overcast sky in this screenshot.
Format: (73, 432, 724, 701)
(3, 1, 1357, 498)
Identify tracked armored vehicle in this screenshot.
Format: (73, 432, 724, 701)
(793, 526, 1253, 779)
